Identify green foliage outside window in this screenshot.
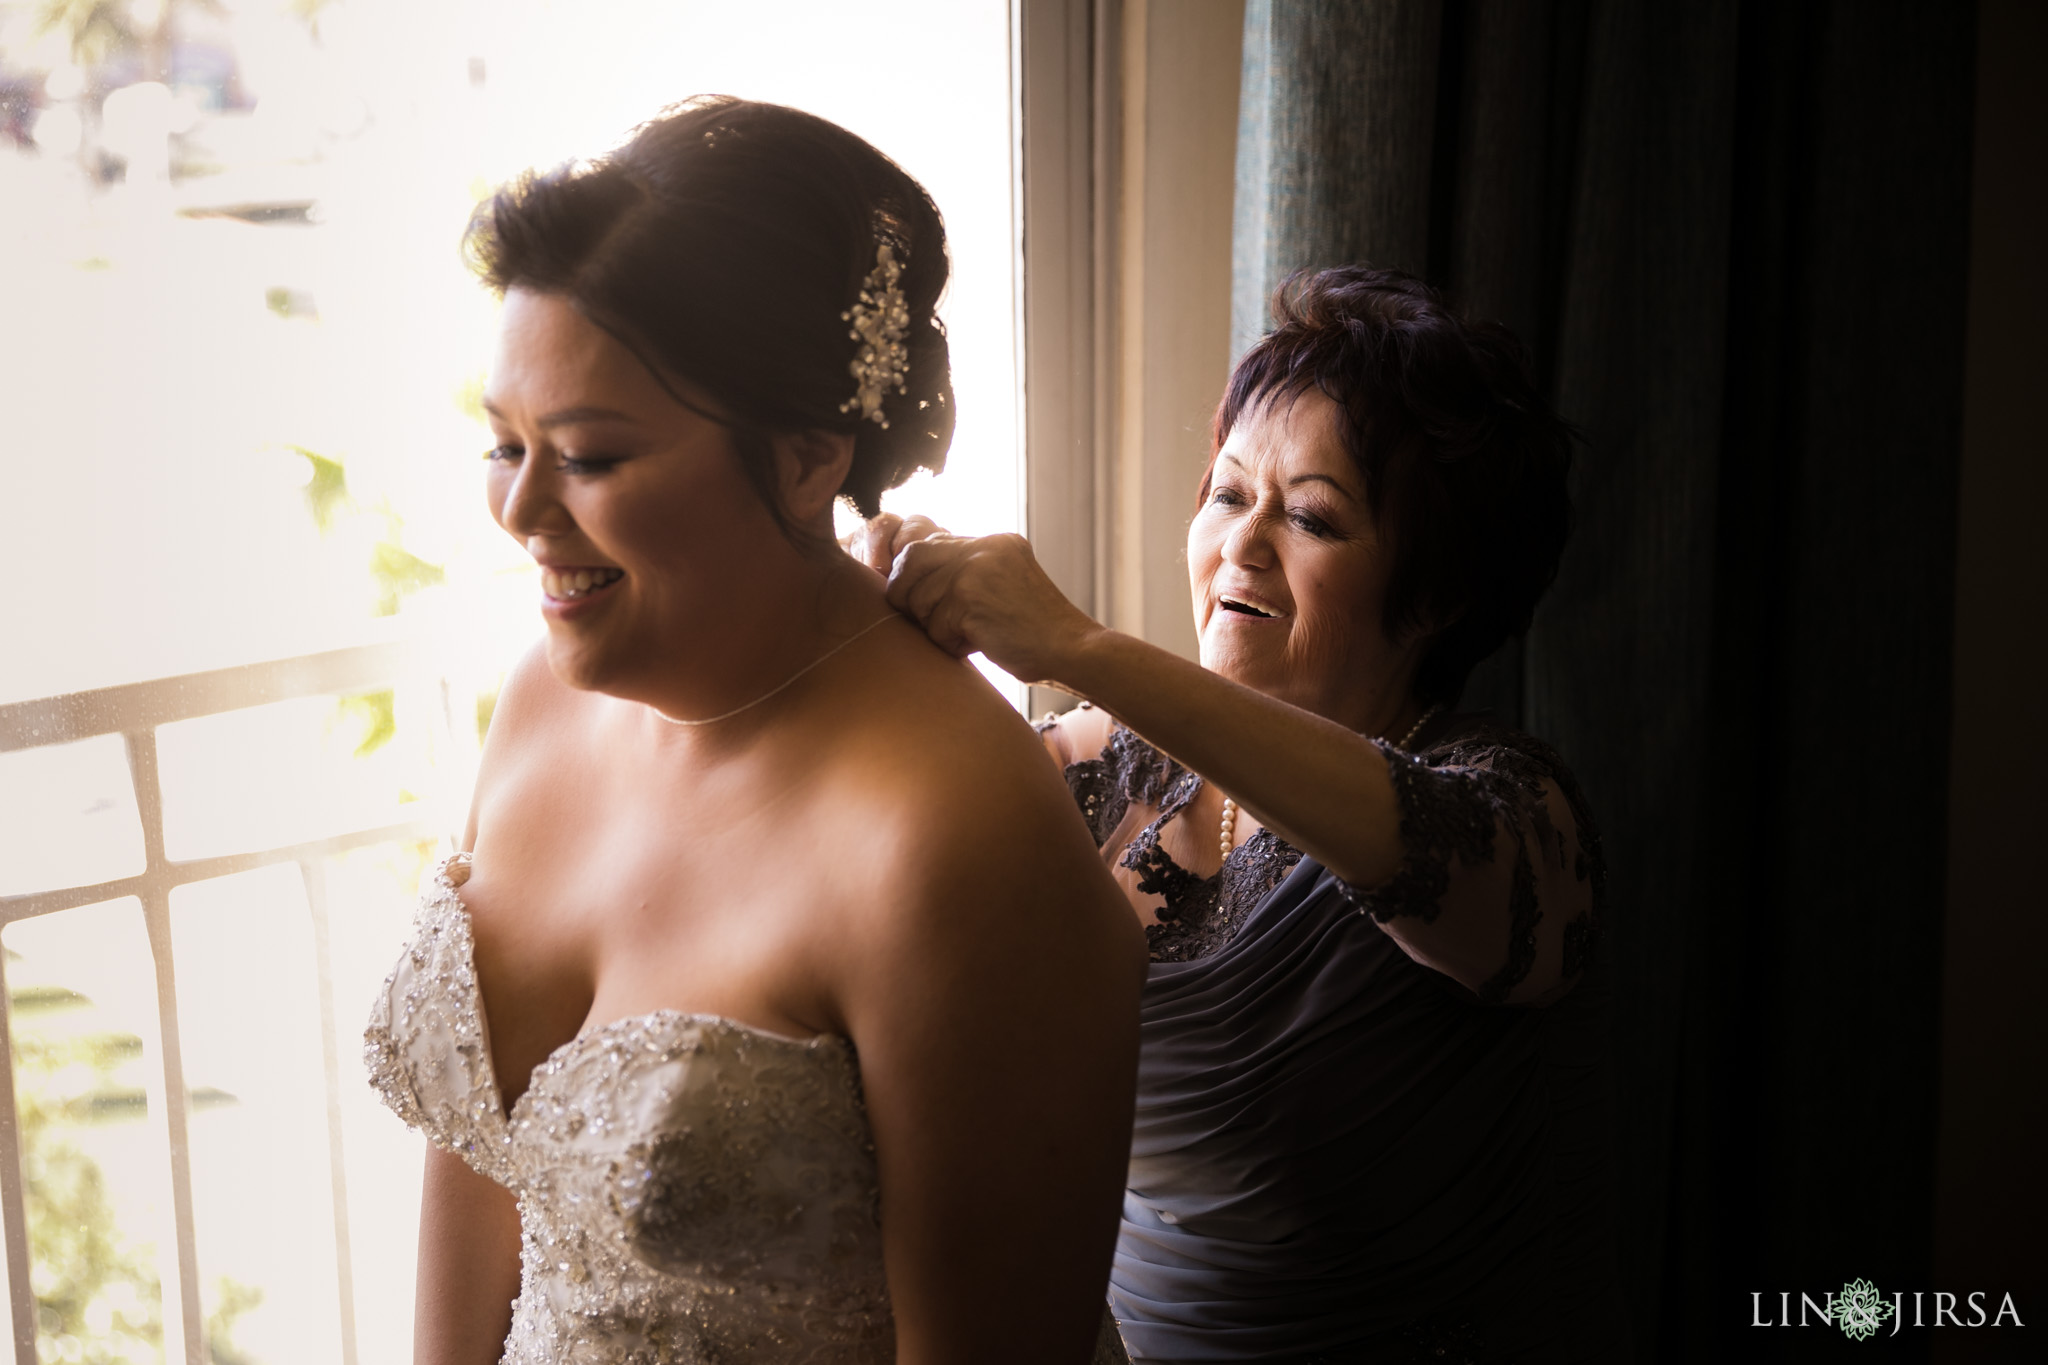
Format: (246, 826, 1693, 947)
(12, 999, 257, 1363)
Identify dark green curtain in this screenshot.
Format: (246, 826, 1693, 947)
(1233, 2, 1977, 1359)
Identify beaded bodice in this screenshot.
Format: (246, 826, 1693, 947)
(363, 854, 893, 1364)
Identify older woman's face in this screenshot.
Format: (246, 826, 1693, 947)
(483, 288, 781, 695)
(1188, 389, 1409, 724)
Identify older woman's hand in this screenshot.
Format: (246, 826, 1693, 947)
(847, 511, 947, 575)
(885, 533, 1101, 685)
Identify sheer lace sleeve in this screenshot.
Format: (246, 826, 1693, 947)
(1340, 722, 1606, 1005)
(1035, 704, 1179, 846)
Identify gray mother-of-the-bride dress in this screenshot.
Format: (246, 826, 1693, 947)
(1047, 711, 1627, 1365)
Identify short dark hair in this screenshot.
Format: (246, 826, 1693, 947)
(1210, 266, 1575, 705)
(464, 95, 954, 521)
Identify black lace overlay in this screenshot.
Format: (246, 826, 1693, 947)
(1339, 720, 1607, 1003)
(1041, 714, 1305, 964)
(1045, 713, 1606, 991)
(1473, 836, 1541, 1005)
(1125, 826, 1305, 964)
(1042, 716, 1188, 846)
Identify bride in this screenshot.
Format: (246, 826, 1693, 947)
(363, 98, 1144, 1364)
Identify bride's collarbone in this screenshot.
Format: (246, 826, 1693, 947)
(458, 843, 852, 1087)
(460, 696, 1016, 1077)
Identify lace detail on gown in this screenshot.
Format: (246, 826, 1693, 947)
(1040, 715, 1302, 964)
(1120, 810, 1303, 965)
(1056, 721, 1186, 846)
(1044, 713, 1604, 997)
(365, 855, 1129, 1364)
(1339, 721, 1605, 1003)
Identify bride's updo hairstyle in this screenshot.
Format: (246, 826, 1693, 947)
(464, 95, 954, 524)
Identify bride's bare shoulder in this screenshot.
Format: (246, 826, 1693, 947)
(835, 633, 1117, 884)
(476, 640, 593, 753)
(460, 642, 598, 844)
(838, 625, 1060, 784)
(811, 626, 1143, 990)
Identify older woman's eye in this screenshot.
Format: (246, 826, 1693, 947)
(1211, 487, 1247, 508)
(1291, 511, 1333, 536)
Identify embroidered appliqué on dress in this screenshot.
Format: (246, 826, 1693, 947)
(1047, 719, 1188, 847)
(1122, 821, 1302, 964)
(1339, 721, 1607, 1002)
(1041, 717, 1302, 964)
(1047, 716, 1605, 991)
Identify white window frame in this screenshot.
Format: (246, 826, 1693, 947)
(1017, 0, 1245, 707)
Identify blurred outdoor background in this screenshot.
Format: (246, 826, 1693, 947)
(0, 1, 1021, 1361)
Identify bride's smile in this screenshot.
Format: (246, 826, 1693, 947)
(481, 286, 876, 720)
(535, 564, 624, 604)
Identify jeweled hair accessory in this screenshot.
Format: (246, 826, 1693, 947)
(839, 242, 911, 428)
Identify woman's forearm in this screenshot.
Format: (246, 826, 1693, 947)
(1051, 627, 1408, 888)
(1055, 629, 1580, 1003)
(879, 529, 1578, 998)
(879, 530, 1410, 888)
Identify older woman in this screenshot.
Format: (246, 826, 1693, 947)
(866, 267, 1624, 1363)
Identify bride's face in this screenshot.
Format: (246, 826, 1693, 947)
(482, 288, 783, 695)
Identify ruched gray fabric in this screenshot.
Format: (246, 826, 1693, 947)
(1112, 854, 1623, 1361)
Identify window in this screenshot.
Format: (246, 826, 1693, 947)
(0, 3, 1019, 1360)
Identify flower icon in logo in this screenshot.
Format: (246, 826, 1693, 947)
(1834, 1278, 1894, 1341)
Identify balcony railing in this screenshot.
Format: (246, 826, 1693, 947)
(0, 641, 467, 1365)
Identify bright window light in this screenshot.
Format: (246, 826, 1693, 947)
(0, 3, 1019, 1357)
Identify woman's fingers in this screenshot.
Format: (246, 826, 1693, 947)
(893, 540, 987, 656)
(889, 552, 975, 658)
(891, 514, 945, 558)
(851, 513, 949, 575)
(886, 536, 968, 624)
(851, 513, 903, 574)
(885, 533, 1094, 680)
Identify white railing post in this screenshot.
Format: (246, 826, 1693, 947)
(0, 973, 38, 1362)
(125, 731, 205, 1365)
(0, 639, 450, 1363)
(301, 858, 361, 1365)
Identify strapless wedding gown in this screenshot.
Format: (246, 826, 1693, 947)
(364, 854, 1128, 1364)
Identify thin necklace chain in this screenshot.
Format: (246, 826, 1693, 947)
(653, 613, 897, 727)
(1219, 702, 1443, 856)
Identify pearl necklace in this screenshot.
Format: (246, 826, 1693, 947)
(1218, 703, 1442, 858)
(653, 614, 897, 727)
